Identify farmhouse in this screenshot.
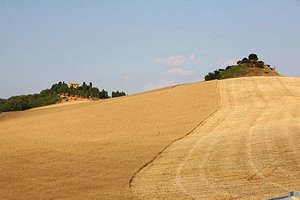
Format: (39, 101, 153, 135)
(67, 82, 80, 89)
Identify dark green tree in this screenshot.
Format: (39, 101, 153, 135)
(204, 70, 221, 81)
(242, 57, 250, 63)
(90, 87, 100, 98)
(99, 89, 109, 99)
(248, 53, 258, 60)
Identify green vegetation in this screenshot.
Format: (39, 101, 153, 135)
(0, 82, 127, 112)
(0, 90, 59, 112)
(204, 53, 278, 81)
(50, 82, 105, 99)
(111, 91, 126, 98)
(248, 53, 258, 60)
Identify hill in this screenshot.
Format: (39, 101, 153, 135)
(0, 77, 299, 199)
(205, 54, 281, 81)
(0, 80, 218, 200)
(132, 77, 300, 199)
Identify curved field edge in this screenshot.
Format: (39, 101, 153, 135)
(0, 81, 218, 200)
(129, 98, 220, 189)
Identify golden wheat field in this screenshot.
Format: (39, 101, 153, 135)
(0, 81, 218, 200)
(1, 77, 299, 200)
(132, 77, 300, 200)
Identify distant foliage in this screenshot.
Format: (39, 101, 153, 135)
(242, 57, 250, 63)
(0, 81, 127, 112)
(248, 53, 259, 60)
(49, 81, 106, 99)
(99, 89, 109, 99)
(111, 91, 126, 98)
(204, 70, 221, 81)
(0, 90, 59, 112)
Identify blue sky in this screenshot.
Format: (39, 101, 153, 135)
(1, 0, 300, 98)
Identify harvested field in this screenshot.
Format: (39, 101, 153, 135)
(1, 77, 299, 200)
(131, 77, 300, 199)
(0, 81, 218, 200)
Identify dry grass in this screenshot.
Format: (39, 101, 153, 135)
(131, 77, 300, 200)
(0, 81, 218, 200)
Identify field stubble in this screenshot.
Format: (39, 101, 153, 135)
(131, 77, 300, 200)
(0, 81, 218, 200)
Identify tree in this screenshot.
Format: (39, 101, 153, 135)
(82, 82, 87, 92)
(81, 82, 89, 98)
(248, 53, 258, 60)
(99, 89, 109, 99)
(242, 57, 250, 63)
(90, 87, 100, 98)
(204, 70, 221, 81)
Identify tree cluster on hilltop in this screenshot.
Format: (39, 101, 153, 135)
(204, 54, 277, 81)
(0, 82, 127, 112)
(50, 82, 108, 99)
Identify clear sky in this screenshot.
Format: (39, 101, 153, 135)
(1, 0, 300, 98)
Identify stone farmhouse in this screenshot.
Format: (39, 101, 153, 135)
(67, 82, 80, 89)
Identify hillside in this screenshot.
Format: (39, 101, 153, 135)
(132, 77, 300, 199)
(216, 64, 281, 78)
(0, 81, 218, 200)
(0, 77, 299, 199)
(205, 54, 281, 81)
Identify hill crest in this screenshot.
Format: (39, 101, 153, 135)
(205, 54, 281, 81)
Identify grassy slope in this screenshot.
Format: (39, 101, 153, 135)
(0, 80, 218, 200)
(220, 64, 281, 79)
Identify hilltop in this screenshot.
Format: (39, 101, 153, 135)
(205, 54, 281, 81)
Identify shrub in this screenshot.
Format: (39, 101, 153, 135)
(112, 91, 126, 98)
(204, 70, 221, 81)
(248, 53, 258, 60)
(226, 65, 233, 70)
(257, 61, 265, 68)
(242, 57, 250, 63)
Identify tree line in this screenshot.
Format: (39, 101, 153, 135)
(0, 90, 59, 112)
(0, 82, 126, 112)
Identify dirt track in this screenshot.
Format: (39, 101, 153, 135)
(131, 77, 300, 199)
